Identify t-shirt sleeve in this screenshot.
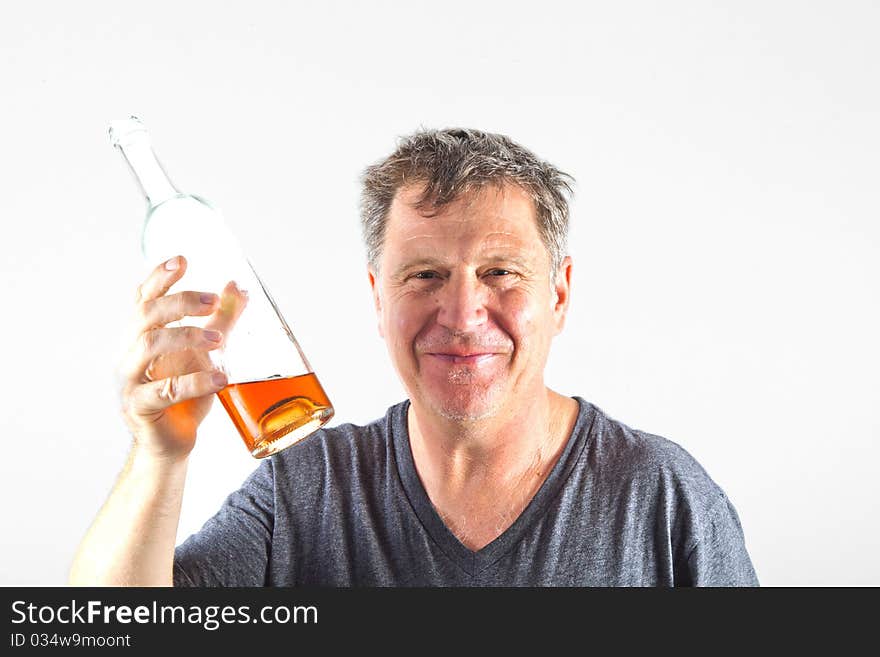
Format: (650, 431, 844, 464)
(684, 494, 760, 587)
(173, 459, 275, 587)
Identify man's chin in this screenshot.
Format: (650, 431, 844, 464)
(436, 406, 495, 423)
(426, 389, 502, 423)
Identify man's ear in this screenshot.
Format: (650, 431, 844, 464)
(552, 256, 573, 335)
(368, 265, 384, 338)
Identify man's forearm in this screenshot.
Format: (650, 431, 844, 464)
(68, 447, 188, 586)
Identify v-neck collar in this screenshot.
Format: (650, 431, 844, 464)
(391, 397, 594, 577)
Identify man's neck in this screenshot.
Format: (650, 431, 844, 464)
(406, 388, 578, 550)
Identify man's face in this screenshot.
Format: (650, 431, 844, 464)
(369, 182, 572, 422)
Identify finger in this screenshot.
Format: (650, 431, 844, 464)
(135, 346, 216, 388)
(138, 290, 219, 332)
(204, 281, 250, 340)
(127, 370, 228, 414)
(135, 256, 187, 304)
(123, 326, 224, 382)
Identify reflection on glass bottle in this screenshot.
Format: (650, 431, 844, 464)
(109, 116, 333, 458)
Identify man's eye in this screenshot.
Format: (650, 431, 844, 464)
(413, 271, 438, 280)
(487, 269, 512, 277)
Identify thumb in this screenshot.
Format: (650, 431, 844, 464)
(204, 281, 249, 343)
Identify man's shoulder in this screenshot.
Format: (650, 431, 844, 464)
(577, 398, 724, 502)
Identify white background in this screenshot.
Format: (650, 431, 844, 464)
(1, 0, 877, 586)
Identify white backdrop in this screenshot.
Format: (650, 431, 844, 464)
(1, 0, 877, 586)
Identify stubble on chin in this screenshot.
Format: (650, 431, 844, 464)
(428, 374, 502, 423)
(409, 348, 512, 423)
(436, 404, 496, 423)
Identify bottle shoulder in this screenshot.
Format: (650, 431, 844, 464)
(141, 194, 236, 263)
(147, 193, 216, 218)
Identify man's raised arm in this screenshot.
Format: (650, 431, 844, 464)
(68, 255, 245, 586)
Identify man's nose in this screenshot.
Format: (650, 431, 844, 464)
(435, 273, 488, 332)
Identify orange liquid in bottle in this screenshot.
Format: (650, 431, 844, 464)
(217, 372, 334, 458)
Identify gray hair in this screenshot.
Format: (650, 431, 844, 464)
(359, 128, 575, 277)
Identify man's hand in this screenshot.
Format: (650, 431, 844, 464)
(69, 255, 249, 586)
(119, 255, 248, 460)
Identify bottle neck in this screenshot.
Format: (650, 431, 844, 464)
(115, 133, 180, 209)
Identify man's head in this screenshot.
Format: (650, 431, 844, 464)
(360, 128, 575, 423)
(360, 128, 573, 279)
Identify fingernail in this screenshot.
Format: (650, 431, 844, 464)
(211, 371, 228, 387)
(204, 329, 222, 342)
(165, 257, 180, 271)
(200, 293, 216, 305)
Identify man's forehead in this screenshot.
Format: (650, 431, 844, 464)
(381, 184, 547, 272)
(397, 230, 533, 254)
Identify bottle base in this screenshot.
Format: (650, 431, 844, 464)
(215, 373, 335, 459)
(250, 404, 335, 458)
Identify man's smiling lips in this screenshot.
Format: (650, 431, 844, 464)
(424, 352, 500, 365)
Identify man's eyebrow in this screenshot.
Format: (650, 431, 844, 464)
(393, 253, 535, 275)
(392, 257, 447, 276)
(485, 254, 533, 269)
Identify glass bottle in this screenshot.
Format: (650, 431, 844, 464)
(109, 116, 334, 458)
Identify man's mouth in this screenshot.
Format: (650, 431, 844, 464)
(425, 353, 498, 365)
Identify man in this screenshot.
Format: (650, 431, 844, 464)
(70, 128, 758, 586)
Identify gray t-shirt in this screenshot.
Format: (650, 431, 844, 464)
(173, 397, 759, 586)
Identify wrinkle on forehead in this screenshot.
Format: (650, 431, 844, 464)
(402, 230, 524, 244)
(403, 234, 440, 243)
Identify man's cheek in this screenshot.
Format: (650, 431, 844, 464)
(393, 313, 418, 343)
(500, 304, 533, 342)
(388, 321, 416, 363)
